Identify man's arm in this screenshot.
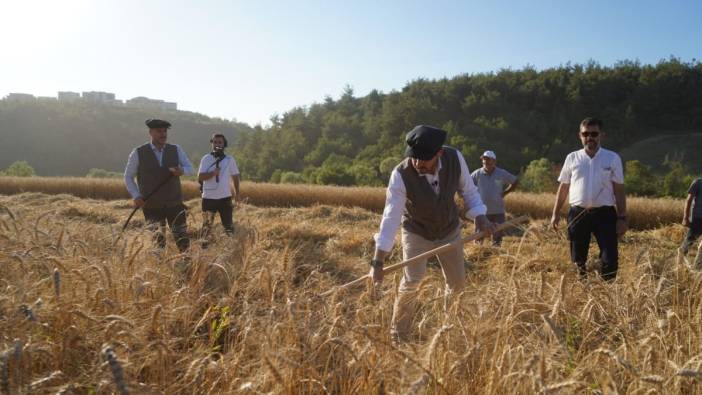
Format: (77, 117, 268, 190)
(231, 174, 241, 199)
(198, 156, 220, 182)
(503, 178, 518, 196)
(551, 183, 569, 230)
(123, 149, 143, 206)
(613, 182, 627, 235)
(370, 170, 407, 284)
(173, 145, 194, 176)
(683, 194, 694, 226)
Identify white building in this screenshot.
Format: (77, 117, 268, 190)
(58, 91, 80, 101)
(82, 91, 116, 104)
(126, 96, 177, 111)
(5, 93, 36, 103)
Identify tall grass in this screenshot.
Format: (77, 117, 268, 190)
(0, 192, 698, 393)
(0, 176, 684, 229)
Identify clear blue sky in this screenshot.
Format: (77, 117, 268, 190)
(1, 0, 700, 126)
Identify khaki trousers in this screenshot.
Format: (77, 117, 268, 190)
(391, 225, 465, 339)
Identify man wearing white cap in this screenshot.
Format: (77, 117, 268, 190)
(471, 150, 518, 245)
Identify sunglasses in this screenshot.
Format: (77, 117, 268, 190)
(580, 131, 600, 138)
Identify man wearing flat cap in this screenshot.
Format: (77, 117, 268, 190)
(370, 125, 496, 342)
(124, 119, 194, 252)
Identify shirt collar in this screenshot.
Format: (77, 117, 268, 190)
(149, 142, 164, 152)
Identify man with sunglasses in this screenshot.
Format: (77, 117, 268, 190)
(551, 117, 627, 281)
(369, 125, 496, 342)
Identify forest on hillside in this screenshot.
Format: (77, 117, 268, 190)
(231, 58, 702, 192)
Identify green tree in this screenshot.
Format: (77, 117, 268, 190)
(0, 161, 36, 177)
(623, 160, 657, 196)
(520, 158, 555, 192)
(280, 171, 306, 184)
(86, 168, 122, 178)
(661, 161, 694, 198)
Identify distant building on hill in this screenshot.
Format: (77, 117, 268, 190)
(5, 91, 176, 110)
(58, 91, 81, 102)
(82, 91, 116, 104)
(5, 93, 36, 103)
(125, 96, 178, 111)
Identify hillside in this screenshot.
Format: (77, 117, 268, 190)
(231, 58, 702, 185)
(620, 132, 702, 174)
(0, 100, 253, 176)
(0, 193, 699, 393)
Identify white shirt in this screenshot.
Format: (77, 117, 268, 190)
(123, 143, 194, 199)
(374, 150, 487, 252)
(198, 154, 240, 199)
(557, 147, 624, 208)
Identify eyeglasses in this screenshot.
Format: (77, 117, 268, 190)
(580, 131, 599, 138)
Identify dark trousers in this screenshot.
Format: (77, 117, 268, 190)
(680, 219, 702, 254)
(474, 213, 507, 245)
(567, 206, 618, 281)
(201, 197, 234, 238)
(142, 203, 190, 252)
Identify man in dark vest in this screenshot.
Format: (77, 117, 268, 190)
(124, 119, 194, 252)
(370, 125, 496, 342)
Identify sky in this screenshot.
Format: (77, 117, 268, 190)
(0, 0, 700, 126)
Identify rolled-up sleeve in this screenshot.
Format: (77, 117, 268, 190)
(176, 145, 194, 175)
(373, 169, 406, 252)
(456, 152, 487, 219)
(124, 149, 141, 199)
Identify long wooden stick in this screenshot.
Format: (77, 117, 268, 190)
(321, 215, 529, 296)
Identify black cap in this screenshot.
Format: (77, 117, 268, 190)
(145, 119, 171, 129)
(404, 125, 447, 160)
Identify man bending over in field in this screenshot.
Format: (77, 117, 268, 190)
(124, 119, 194, 253)
(551, 117, 627, 281)
(369, 125, 496, 343)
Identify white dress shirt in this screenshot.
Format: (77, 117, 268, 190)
(374, 150, 487, 252)
(557, 147, 624, 208)
(123, 143, 194, 199)
(198, 154, 240, 199)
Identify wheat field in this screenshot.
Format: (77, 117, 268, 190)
(0, 177, 685, 229)
(0, 189, 701, 394)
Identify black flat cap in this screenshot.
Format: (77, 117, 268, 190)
(404, 125, 447, 160)
(145, 119, 171, 129)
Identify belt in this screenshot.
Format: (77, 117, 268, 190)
(573, 205, 613, 212)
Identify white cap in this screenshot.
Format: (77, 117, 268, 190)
(481, 150, 496, 160)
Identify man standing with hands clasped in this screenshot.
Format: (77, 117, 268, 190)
(369, 125, 495, 342)
(124, 119, 194, 252)
(551, 117, 627, 281)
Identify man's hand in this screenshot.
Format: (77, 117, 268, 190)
(169, 166, 184, 176)
(369, 259, 384, 284)
(616, 218, 628, 236)
(551, 213, 560, 230)
(133, 198, 145, 208)
(475, 215, 496, 235)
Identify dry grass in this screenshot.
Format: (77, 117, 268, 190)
(0, 176, 685, 229)
(1, 191, 701, 394)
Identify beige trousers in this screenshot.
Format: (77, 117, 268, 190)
(391, 225, 465, 339)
